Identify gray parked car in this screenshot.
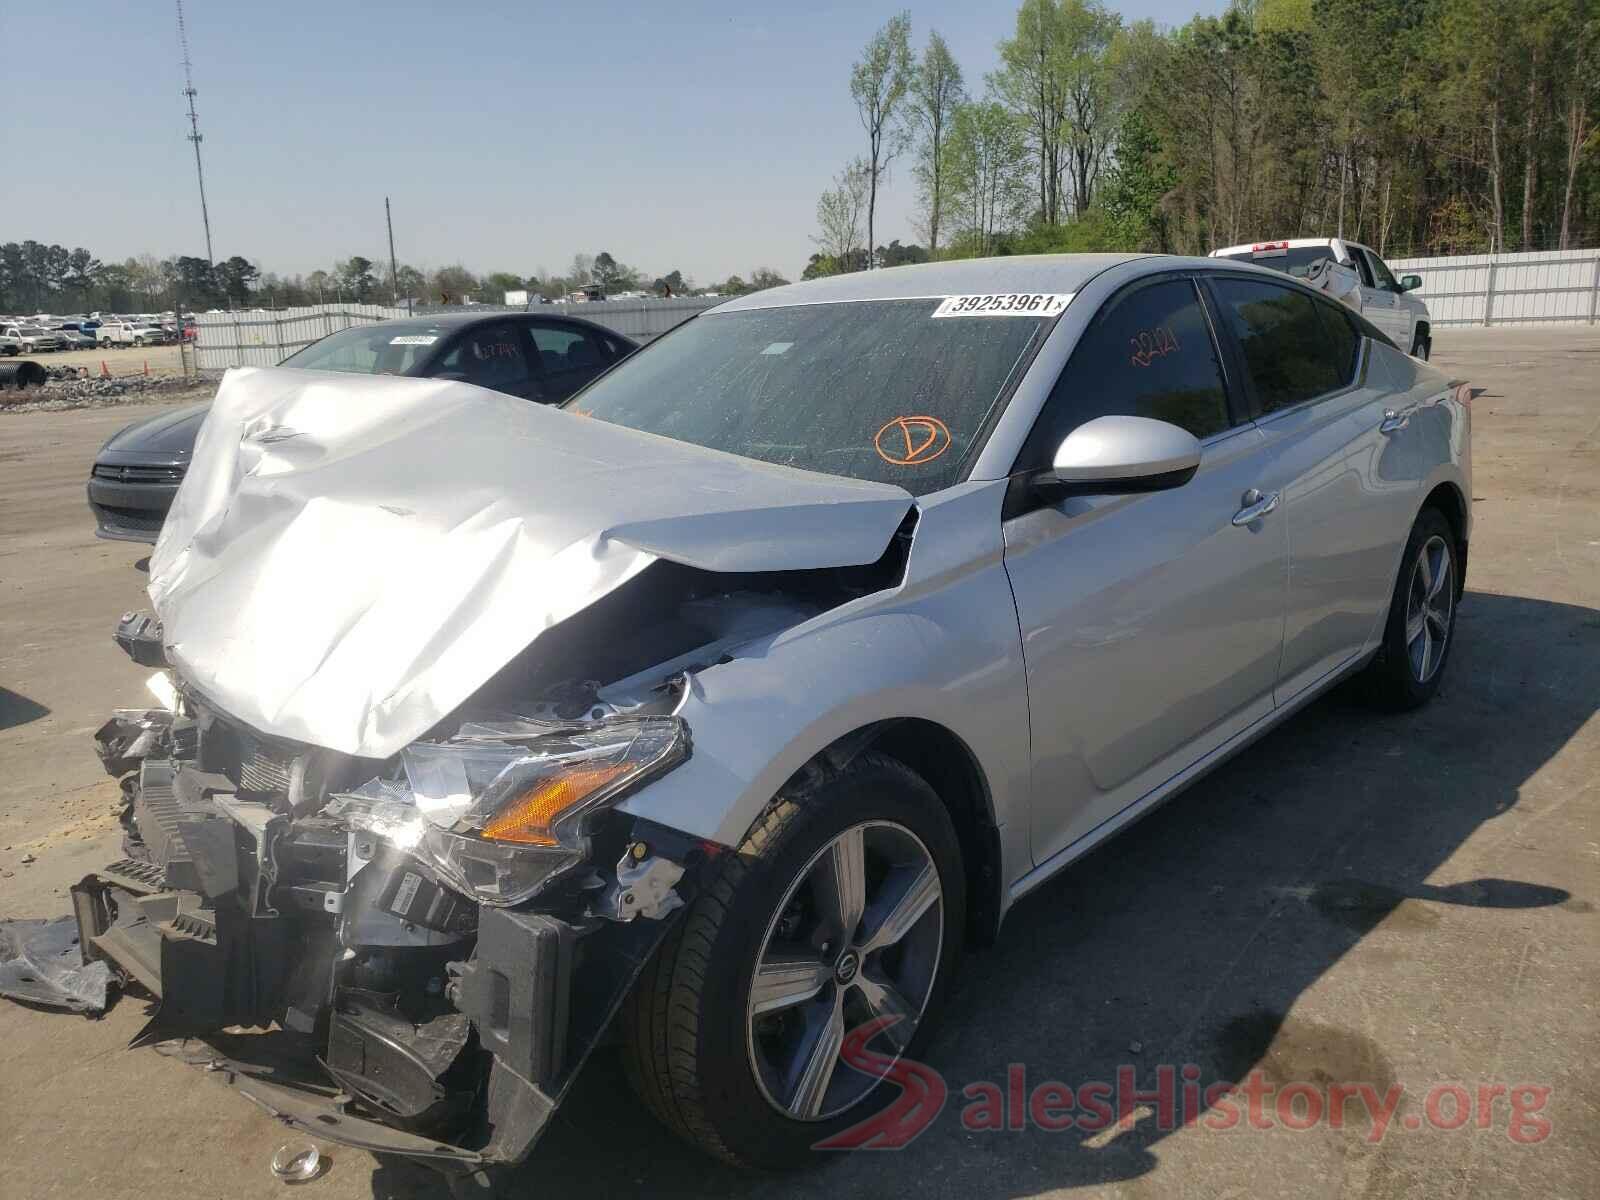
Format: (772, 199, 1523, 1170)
(72, 255, 1469, 1189)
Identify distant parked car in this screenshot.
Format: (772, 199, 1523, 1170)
(86, 310, 637, 541)
(2, 323, 64, 353)
(54, 323, 98, 349)
(0, 329, 20, 356)
(1210, 237, 1432, 359)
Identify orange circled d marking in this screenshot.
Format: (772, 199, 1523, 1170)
(875, 415, 952, 466)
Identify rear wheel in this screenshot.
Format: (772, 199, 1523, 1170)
(621, 752, 964, 1167)
(1359, 508, 1458, 709)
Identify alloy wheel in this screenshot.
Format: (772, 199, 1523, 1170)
(745, 819, 943, 1121)
(1405, 534, 1454, 682)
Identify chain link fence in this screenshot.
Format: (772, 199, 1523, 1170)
(191, 297, 719, 371)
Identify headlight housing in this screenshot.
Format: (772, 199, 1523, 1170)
(328, 715, 689, 906)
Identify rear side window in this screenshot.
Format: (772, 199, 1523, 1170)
(1210, 278, 1350, 415)
(1017, 279, 1231, 471)
(1313, 300, 1361, 384)
(531, 324, 611, 373)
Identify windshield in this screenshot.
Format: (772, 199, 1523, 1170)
(281, 321, 447, 375)
(1218, 247, 1340, 280)
(566, 299, 1055, 493)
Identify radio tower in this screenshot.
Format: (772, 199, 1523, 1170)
(176, 0, 215, 266)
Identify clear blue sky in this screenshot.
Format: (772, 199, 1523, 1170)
(3, 0, 1223, 285)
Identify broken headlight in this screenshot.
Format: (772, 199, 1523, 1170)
(329, 716, 688, 906)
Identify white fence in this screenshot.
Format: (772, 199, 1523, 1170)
(1386, 247, 1600, 328)
(191, 297, 719, 370)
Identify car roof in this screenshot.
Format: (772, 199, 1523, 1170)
(712, 254, 1152, 311)
(361, 310, 633, 341)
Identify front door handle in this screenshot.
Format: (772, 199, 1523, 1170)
(1232, 489, 1280, 526)
(1379, 408, 1411, 434)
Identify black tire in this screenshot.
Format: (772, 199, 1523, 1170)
(1359, 507, 1459, 710)
(620, 751, 965, 1168)
(1410, 327, 1430, 360)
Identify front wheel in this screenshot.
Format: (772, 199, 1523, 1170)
(1410, 328, 1430, 360)
(621, 752, 964, 1167)
(1359, 508, 1459, 709)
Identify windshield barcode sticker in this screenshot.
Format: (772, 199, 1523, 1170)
(390, 334, 439, 345)
(932, 293, 1073, 318)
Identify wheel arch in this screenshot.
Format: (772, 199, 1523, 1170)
(786, 718, 1004, 947)
(1420, 479, 1468, 598)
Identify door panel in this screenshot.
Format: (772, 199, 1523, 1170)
(1353, 249, 1406, 343)
(1004, 425, 1286, 865)
(1249, 369, 1421, 701)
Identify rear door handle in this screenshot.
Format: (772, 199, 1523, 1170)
(1379, 408, 1411, 433)
(1232, 489, 1280, 526)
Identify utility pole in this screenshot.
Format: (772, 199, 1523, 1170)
(386, 197, 408, 314)
(176, 0, 214, 269)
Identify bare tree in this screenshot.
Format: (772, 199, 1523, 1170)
(991, 0, 1070, 226)
(813, 159, 871, 265)
(908, 30, 966, 255)
(1556, 8, 1596, 248)
(850, 12, 914, 267)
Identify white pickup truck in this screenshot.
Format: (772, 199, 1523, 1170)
(1210, 237, 1432, 360)
(97, 320, 166, 348)
(1, 323, 65, 353)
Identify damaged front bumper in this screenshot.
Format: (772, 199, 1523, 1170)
(73, 667, 704, 1176)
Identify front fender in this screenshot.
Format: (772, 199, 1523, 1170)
(617, 481, 1031, 854)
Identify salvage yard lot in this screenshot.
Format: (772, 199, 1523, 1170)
(1, 328, 1596, 1199)
(21, 341, 188, 378)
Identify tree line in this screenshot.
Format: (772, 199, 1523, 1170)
(0, 241, 791, 315)
(812, 0, 1599, 274)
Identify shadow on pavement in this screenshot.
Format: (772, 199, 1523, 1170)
(0, 687, 50, 731)
(367, 590, 1594, 1199)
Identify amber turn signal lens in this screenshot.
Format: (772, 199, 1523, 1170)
(480, 764, 629, 845)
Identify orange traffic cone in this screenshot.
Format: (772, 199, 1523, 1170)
(99, 360, 110, 378)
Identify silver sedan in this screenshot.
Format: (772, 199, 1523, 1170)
(81, 253, 1469, 1181)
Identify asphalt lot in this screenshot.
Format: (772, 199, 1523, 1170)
(1, 328, 1596, 1199)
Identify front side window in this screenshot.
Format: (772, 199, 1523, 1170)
(1344, 248, 1376, 288)
(1211, 277, 1350, 414)
(1364, 250, 1399, 291)
(569, 299, 1055, 493)
(1016, 279, 1231, 473)
(433, 322, 534, 392)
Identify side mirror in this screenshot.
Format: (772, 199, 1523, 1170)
(1399, 274, 1422, 292)
(1035, 415, 1202, 496)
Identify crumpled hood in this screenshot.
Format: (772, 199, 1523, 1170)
(148, 367, 913, 759)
